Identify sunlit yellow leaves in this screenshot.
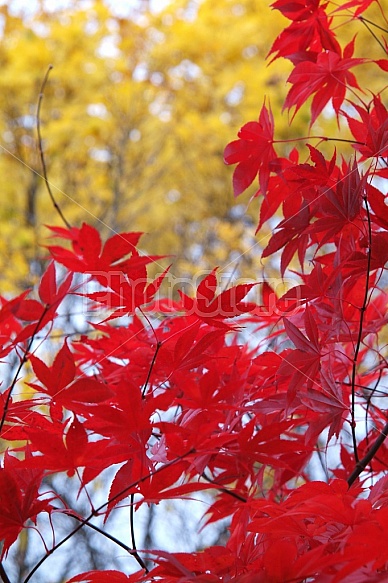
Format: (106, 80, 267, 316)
(0, 0, 385, 292)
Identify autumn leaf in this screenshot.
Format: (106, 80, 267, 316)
(284, 40, 365, 125)
(344, 95, 388, 160)
(0, 452, 53, 558)
(179, 268, 256, 327)
(269, 0, 341, 61)
(224, 101, 278, 196)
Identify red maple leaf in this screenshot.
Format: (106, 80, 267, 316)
(0, 452, 53, 558)
(307, 158, 366, 246)
(367, 183, 388, 230)
(223, 102, 278, 196)
(29, 341, 112, 414)
(48, 223, 162, 283)
(261, 199, 311, 275)
(345, 95, 388, 160)
(334, 0, 377, 17)
(84, 265, 170, 318)
(23, 415, 117, 482)
(178, 269, 256, 327)
(269, 0, 341, 62)
(284, 39, 365, 125)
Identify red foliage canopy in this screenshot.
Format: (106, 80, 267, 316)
(1, 1, 388, 582)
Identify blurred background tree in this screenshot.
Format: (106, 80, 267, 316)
(0, 0, 383, 291)
(0, 0, 385, 291)
(0, 0, 292, 290)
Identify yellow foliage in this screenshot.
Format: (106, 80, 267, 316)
(0, 0, 385, 292)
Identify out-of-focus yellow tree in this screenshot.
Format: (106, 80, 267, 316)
(0, 0, 385, 290)
(0, 0, 289, 290)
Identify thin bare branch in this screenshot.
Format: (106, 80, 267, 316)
(348, 421, 388, 487)
(0, 562, 12, 583)
(36, 66, 71, 229)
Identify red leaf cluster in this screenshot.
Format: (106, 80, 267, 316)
(1, 1, 388, 582)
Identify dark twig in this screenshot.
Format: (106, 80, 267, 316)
(364, 368, 383, 465)
(0, 562, 12, 583)
(24, 450, 194, 582)
(0, 306, 49, 435)
(358, 16, 388, 35)
(69, 512, 148, 571)
(347, 420, 388, 487)
(139, 308, 162, 398)
(37, 66, 71, 229)
(358, 16, 388, 54)
(129, 494, 148, 572)
(141, 341, 161, 398)
(24, 509, 149, 583)
(349, 189, 373, 464)
(201, 471, 247, 503)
